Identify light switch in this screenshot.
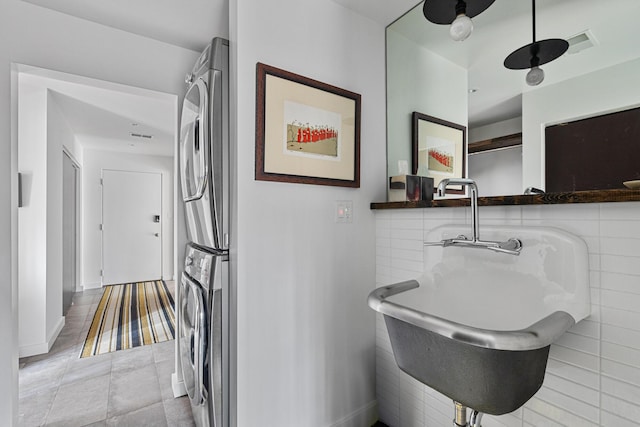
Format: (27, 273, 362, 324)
(335, 200, 353, 223)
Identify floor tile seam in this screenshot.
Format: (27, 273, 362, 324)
(44, 372, 112, 426)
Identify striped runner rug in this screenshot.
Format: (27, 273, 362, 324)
(80, 280, 176, 358)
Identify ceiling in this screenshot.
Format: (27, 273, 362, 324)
(335, 0, 640, 128)
(20, 0, 227, 157)
(22, 0, 227, 53)
(24, 0, 639, 146)
(22, 65, 176, 157)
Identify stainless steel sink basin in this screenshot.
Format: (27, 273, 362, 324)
(368, 225, 591, 415)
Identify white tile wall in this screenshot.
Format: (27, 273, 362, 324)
(374, 202, 640, 426)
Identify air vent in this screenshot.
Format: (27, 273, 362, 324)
(566, 30, 596, 55)
(129, 132, 154, 140)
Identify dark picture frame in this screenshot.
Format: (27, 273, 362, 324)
(255, 63, 361, 187)
(411, 112, 466, 194)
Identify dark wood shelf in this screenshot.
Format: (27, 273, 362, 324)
(371, 189, 640, 210)
(468, 132, 522, 154)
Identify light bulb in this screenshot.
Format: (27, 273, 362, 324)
(526, 66, 545, 86)
(449, 14, 473, 41)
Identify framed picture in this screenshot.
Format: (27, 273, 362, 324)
(255, 63, 361, 187)
(412, 112, 466, 194)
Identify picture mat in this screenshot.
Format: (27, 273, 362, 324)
(264, 74, 356, 181)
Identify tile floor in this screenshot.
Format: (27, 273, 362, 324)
(19, 286, 195, 427)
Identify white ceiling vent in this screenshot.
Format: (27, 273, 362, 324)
(566, 30, 597, 55)
(130, 132, 154, 140)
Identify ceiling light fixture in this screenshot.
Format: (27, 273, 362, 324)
(423, 0, 496, 42)
(503, 0, 568, 86)
(130, 132, 154, 139)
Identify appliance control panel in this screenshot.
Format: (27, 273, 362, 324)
(184, 243, 227, 290)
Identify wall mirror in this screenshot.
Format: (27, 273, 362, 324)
(387, 0, 640, 197)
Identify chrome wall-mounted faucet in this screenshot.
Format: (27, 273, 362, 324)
(437, 178, 479, 241)
(427, 178, 523, 256)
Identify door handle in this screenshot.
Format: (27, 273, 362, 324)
(154, 233, 159, 237)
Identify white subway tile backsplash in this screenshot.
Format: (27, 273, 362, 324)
(391, 210, 423, 221)
(600, 202, 640, 221)
(555, 332, 600, 356)
(392, 248, 424, 263)
(601, 306, 640, 331)
(543, 373, 600, 406)
(390, 238, 424, 252)
(522, 219, 601, 238)
(602, 359, 640, 386)
(481, 412, 522, 427)
(391, 228, 423, 241)
(602, 342, 640, 369)
(589, 253, 601, 272)
(601, 271, 640, 294)
(374, 203, 640, 427)
(534, 386, 599, 423)
(601, 237, 640, 257)
(549, 344, 600, 372)
(601, 394, 640, 424)
(602, 324, 640, 351)
(522, 203, 600, 220)
(523, 408, 564, 427)
(423, 391, 451, 420)
(525, 396, 599, 427)
(590, 271, 601, 289)
(602, 254, 640, 276)
(601, 220, 640, 239)
(476, 205, 522, 220)
(546, 358, 600, 389)
(600, 410, 640, 427)
(601, 289, 640, 313)
(391, 258, 424, 273)
(569, 319, 600, 340)
(391, 218, 424, 232)
(376, 237, 391, 248)
(422, 207, 466, 220)
(602, 376, 640, 406)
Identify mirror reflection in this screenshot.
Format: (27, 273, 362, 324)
(387, 0, 640, 197)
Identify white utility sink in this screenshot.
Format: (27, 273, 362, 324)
(368, 225, 590, 416)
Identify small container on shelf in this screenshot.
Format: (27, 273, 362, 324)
(389, 175, 434, 202)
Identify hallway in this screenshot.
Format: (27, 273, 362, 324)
(19, 287, 194, 426)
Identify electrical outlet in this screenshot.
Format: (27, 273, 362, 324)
(335, 200, 353, 223)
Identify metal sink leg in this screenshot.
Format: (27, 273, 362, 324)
(452, 401, 483, 427)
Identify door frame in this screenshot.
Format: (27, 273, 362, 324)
(62, 146, 81, 295)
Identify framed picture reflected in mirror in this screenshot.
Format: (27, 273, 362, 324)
(412, 112, 466, 194)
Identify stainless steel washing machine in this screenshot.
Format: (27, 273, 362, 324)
(178, 36, 231, 427)
(179, 243, 226, 427)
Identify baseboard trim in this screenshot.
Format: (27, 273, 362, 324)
(82, 282, 102, 290)
(172, 372, 187, 398)
(19, 316, 65, 358)
(330, 400, 378, 427)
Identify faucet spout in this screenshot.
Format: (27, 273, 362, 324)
(438, 179, 479, 242)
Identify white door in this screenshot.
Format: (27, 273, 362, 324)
(102, 170, 162, 285)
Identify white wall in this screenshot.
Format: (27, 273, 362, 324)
(468, 117, 523, 196)
(81, 149, 174, 288)
(523, 58, 640, 190)
(386, 30, 467, 178)
(17, 75, 52, 356)
(233, 0, 386, 424)
(469, 116, 521, 143)
(1, 0, 200, 423)
(375, 202, 640, 427)
(469, 146, 522, 197)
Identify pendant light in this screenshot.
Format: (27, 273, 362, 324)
(423, 0, 496, 42)
(504, 0, 568, 86)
